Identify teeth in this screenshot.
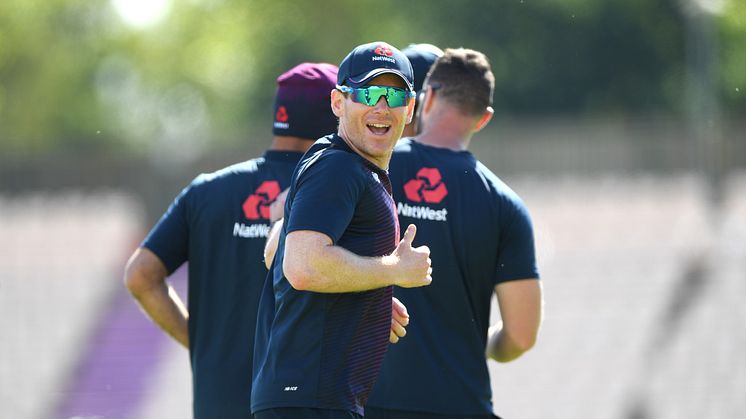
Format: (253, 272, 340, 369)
(369, 123, 389, 128)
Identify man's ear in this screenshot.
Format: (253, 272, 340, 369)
(421, 86, 437, 115)
(331, 89, 345, 118)
(405, 94, 415, 124)
(473, 106, 494, 133)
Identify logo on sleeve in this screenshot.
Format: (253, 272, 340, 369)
(399, 168, 448, 221)
(233, 181, 280, 238)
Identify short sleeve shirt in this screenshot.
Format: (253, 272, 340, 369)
(252, 135, 399, 416)
(143, 150, 304, 419)
(367, 138, 539, 416)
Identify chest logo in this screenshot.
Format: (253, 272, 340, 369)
(242, 180, 281, 220)
(403, 167, 448, 204)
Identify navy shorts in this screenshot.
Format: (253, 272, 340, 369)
(254, 407, 362, 419)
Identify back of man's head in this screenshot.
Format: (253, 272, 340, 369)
(425, 48, 494, 117)
(272, 62, 339, 140)
(401, 43, 442, 136)
(402, 43, 444, 95)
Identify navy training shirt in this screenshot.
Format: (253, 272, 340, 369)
(142, 150, 304, 419)
(252, 135, 399, 416)
(367, 138, 540, 416)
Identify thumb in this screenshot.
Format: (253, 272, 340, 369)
(401, 224, 417, 245)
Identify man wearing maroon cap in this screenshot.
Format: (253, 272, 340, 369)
(251, 42, 433, 419)
(124, 62, 339, 419)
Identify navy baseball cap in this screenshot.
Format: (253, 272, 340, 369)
(402, 43, 444, 93)
(337, 42, 414, 91)
(272, 62, 338, 139)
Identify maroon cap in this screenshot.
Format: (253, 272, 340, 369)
(273, 62, 339, 140)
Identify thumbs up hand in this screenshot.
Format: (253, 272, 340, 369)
(390, 224, 432, 288)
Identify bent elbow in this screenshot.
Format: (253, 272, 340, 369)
(123, 253, 159, 298)
(285, 272, 310, 291)
(496, 328, 539, 362)
(514, 332, 538, 354)
(124, 263, 147, 298)
(283, 258, 314, 291)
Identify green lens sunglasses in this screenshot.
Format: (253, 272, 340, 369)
(337, 85, 415, 108)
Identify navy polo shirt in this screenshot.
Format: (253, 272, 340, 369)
(142, 150, 304, 419)
(367, 138, 540, 416)
(252, 134, 399, 416)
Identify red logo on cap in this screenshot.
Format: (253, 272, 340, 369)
(374, 45, 394, 57)
(242, 181, 281, 220)
(403, 168, 448, 204)
(275, 106, 288, 123)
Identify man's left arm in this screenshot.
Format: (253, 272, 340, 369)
(486, 278, 543, 362)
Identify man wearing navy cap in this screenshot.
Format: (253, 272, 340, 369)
(251, 42, 433, 419)
(401, 43, 444, 137)
(124, 62, 339, 419)
(366, 48, 544, 419)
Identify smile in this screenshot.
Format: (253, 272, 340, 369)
(367, 123, 391, 135)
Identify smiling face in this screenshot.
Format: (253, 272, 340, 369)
(332, 73, 414, 169)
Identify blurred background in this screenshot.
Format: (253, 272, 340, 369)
(1, 0, 744, 418)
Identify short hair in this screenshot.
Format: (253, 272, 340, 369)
(424, 48, 495, 116)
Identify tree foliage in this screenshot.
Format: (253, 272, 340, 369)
(0, 0, 743, 154)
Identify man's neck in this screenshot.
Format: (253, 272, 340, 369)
(337, 131, 391, 171)
(416, 125, 471, 152)
(268, 136, 314, 152)
(416, 106, 474, 151)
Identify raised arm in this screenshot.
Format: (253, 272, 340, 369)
(486, 278, 543, 362)
(283, 224, 432, 293)
(124, 247, 189, 348)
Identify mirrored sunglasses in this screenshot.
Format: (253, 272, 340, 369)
(337, 85, 415, 108)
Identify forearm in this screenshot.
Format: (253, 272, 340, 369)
(124, 248, 189, 348)
(284, 227, 431, 293)
(285, 241, 397, 292)
(486, 322, 530, 362)
(487, 279, 543, 362)
(129, 281, 190, 348)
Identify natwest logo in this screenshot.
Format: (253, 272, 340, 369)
(242, 181, 281, 220)
(274, 106, 290, 129)
(374, 45, 394, 57)
(275, 106, 288, 122)
(403, 168, 448, 204)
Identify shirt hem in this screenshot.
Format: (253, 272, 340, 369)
(252, 400, 364, 416)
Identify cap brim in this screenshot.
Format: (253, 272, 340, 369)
(345, 68, 414, 91)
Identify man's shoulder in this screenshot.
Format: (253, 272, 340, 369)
(471, 160, 531, 214)
(393, 137, 416, 153)
(298, 139, 365, 178)
(187, 157, 267, 188)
